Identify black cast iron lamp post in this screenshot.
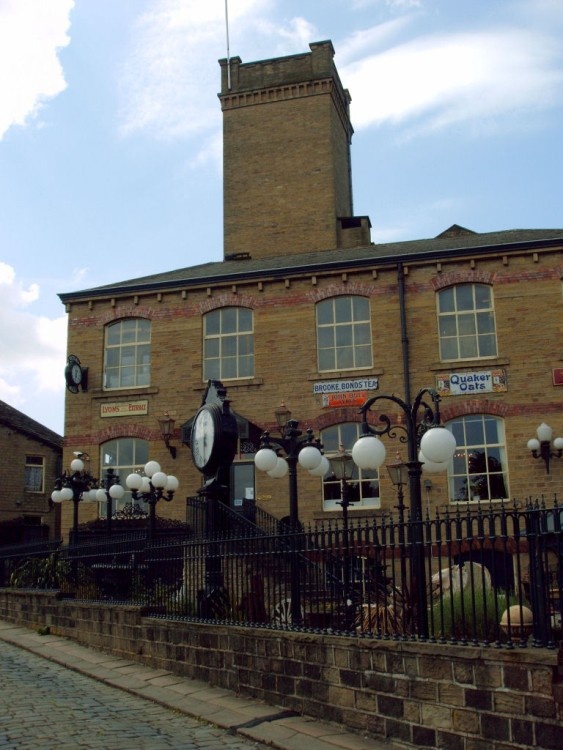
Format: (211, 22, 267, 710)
(254, 404, 323, 625)
(386, 454, 409, 629)
(351, 389, 456, 640)
(527, 422, 563, 474)
(326, 446, 356, 622)
(125, 460, 179, 540)
(50, 457, 98, 544)
(95, 468, 125, 535)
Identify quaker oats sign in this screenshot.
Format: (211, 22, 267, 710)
(436, 370, 507, 396)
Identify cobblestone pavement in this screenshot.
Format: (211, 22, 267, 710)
(0, 640, 268, 750)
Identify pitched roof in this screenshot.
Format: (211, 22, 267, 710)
(59, 227, 563, 302)
(0, 400, 63, 450)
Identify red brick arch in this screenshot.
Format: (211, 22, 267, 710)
(96, 424, 156, 443)
(307, 282, 376, 302)
(439, 399, 512, 423)
(199, 294, 256, 314)
(98, 306, 154, 325)
(430, 270, 496, 291)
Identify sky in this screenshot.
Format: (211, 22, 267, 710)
(1, 0, 562, 436)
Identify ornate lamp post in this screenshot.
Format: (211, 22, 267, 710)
(527, 422, 563, 474)
(351, 388, 456, 640)
(126, 460, 179, 540)
(51, 456, 98, 544)
(255, 403, 324, 530)
(95, 468, 125, 535)
(325, 446, 356, 620)
(254, 403, 324, 625)
(386, 454, 410, 624)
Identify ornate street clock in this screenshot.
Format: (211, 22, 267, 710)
(191, 402, 223, 474)
(190, 381, 239, 613)
(190, 380, 238, 480)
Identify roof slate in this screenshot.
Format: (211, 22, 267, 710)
(0, 400, 63, 450)
(59, 228, 563, 302)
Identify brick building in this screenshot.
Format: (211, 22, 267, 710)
(57, 41, 563, 540)
(0, 400, 62, 542)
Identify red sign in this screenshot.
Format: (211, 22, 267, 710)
(553, 368, 563, 386)
(322, 391, 367, 408)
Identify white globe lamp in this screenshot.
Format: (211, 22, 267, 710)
(418, 450, 449, 474)
(255, 448, 278, 472)
(297, 445, 322, 470)
(309, 455, 330, 477)
(165, 475, 179, 492)
(420, 427, 456, 464)
(268, 457, 289, 478)
(144, 460, 161, 478)
(352, 435, 386, 470)
(126, 473, 143, 491)
(151, 471, 168, 489)
(109, 483, 125, 500)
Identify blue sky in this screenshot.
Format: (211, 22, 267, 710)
(1, 0, 562, 435)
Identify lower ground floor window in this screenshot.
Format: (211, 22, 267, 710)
(321, 423, 380, 511)
(447, 415, 509, 502)
(99, 438, 149, 516)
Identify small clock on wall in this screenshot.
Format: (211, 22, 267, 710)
(64, 355, 88, 393)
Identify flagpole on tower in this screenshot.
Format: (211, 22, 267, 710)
(225, 0, 231, 90)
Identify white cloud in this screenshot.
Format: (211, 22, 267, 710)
(342, 22, 563, 137)
(0, 263, 67, 423)
(0, 0, 74, 140)
(117, 0, 317, 145)
(118, 0, 563, 150)
(352, 0, 422, 8)
(118, 0, 263, 140)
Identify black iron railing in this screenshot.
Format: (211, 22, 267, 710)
(2, 496, 561, 648)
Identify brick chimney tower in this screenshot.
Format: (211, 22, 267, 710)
(219, 41, 370, 261)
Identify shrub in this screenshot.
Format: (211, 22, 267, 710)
(432, 586, 521, 644)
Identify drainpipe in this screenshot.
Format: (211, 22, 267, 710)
(398, 263, 411, 405)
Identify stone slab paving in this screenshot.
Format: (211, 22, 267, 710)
(0, 620, 396, 750)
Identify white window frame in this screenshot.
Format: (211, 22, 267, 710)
(437, 284, 498, 362)
(316, 296, 373, 373)
(104, 318, 151, 390)
(25, 455, 45, 493)
(446, 415, 509, 503)
(99, 438, 149, 516)
(321, 423, 380, 511)
(203, 307, 254, 381)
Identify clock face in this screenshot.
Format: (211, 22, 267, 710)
(71, 363, 82, 385)
(192, 406, 218, 470)
(65, 355, 83, 393)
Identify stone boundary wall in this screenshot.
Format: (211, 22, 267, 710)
(1, 590, 561, 750)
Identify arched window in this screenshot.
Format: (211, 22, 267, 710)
(316, 296, 372, 372)
(321, 423, 380, 510)
(104, 319, 151, 389)
(446, 415, 509, 502)
(99, 438, 149, 516)
(203, 307, 254, 381)
(437, 284, 497, 361)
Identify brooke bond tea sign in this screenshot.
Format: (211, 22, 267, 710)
(313, 377, 378, 395)
(314, 378, 378, 408)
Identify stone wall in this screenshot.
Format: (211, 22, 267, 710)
(1, 590, 561, 750)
